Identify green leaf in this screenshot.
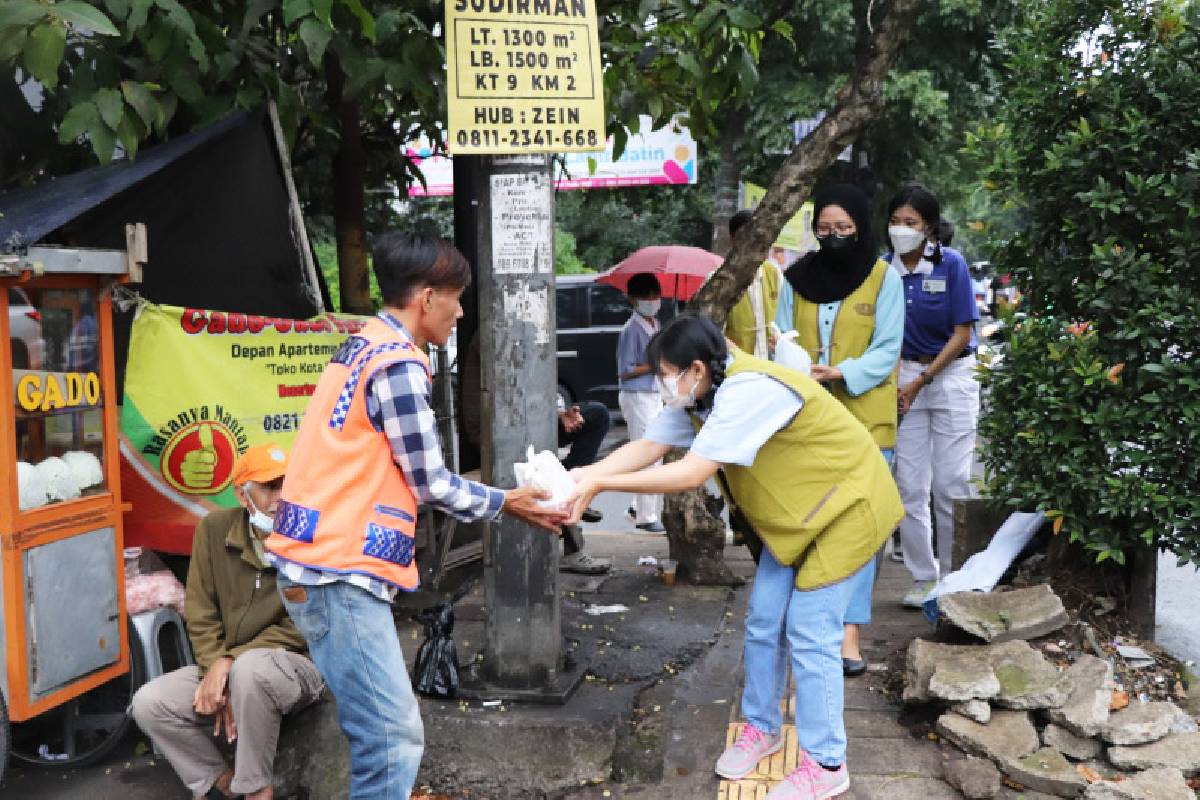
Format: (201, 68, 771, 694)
(0, 0, 51, 29)
(677, 51, 702, 78)
(121, 80, 161, 129)
(22, 21, 66, 89)
(94, 87, 124, 129)
(58, 100, 100, 143)
(725, 7, 761, 29)
(770, 19, 793, 42)
(116, 112, 140, 158)
(693, 3, 723, 34)
(298, 18, 331, 67)
(647, 94, 663, 119)
(53, 2, 119, 36)
(737, 46, 758, 88)
(0, 26, 28, 61)
(311, 0, 332, 25)
(339, 0, 374, 41)
(153, 0, 195, 37)
(240, 0, 275, 35)
(283, 0, 312, 26)
(86, 117, 117, 163)
(127, 0, 152, 32)
(104, 0, 130, 20)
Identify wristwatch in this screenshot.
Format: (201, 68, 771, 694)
(918, 371, 931, 386)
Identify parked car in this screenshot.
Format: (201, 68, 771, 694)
(8, 287, 43, 369)
(555, 274, 677, 412)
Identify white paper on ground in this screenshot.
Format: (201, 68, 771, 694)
(513, 445, 577, 510)
(584, 604, 631, 615)
(923, 512, 1046, 613)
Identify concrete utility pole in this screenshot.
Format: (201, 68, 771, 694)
(458, 154, 580, 701)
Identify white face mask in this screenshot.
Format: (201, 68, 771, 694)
(657, 370, 698, 410)
(888, 225, 928, 255)
(635, 299, 661, 318)
(245, 486, 275, 534)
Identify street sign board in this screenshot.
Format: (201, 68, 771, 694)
(445, 0, 605, 155)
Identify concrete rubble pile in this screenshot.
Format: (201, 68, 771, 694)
(905, 585, 1200, 799)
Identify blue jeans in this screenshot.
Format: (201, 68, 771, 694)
(742, 549, 863, 767)
(277, 576, 424, 799)
(844, 447, 894, 625)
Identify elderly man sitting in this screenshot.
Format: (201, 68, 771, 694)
(131, 443, 322, 800)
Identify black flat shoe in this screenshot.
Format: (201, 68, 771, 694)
(581, 507, 604, 523)
(842, 657, 868, 677)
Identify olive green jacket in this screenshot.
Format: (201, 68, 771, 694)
(185, 507, 307, 673)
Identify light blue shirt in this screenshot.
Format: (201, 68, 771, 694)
(617, 314, 658, 392)
(774, 267, 903, 397)
(643, 365, 803, 467)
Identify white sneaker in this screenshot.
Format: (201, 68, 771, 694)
(903, 581, 936, 609)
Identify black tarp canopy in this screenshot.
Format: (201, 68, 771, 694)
(0, 107, 329, 391)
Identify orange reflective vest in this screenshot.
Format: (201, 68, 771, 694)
(265, 316, 427, 591)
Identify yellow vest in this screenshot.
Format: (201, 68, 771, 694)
(714, 349, 903, 590)
(793, 259, 897, 448)
(725, 263, 781, 355)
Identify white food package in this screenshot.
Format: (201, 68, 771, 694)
(772, 328, 813, 375)
(62, 450, 104, 490)
(17, 461, 49, 510)
(513, 445, 576, 510)
(35, 456, 82, 503)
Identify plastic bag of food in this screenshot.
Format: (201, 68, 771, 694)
(512, 445, 575, 510)
(772, 329, 813, 376)
(17, 461, 49, 510)
(125, 570, 187, 616)
(35, 457, 81, 502)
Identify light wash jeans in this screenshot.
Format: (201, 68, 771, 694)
(844, 447, 894, 625)
(277, 575, 424, 799)
(741, 550, 864, 768)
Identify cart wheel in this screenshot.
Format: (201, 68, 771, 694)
(10, 619, 146, 769)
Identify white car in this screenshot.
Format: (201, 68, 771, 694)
(8, 287, 44, 369)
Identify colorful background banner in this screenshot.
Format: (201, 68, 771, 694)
(120, 302, 365, 554)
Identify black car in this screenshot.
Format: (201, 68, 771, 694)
(555, 274, 677, 412)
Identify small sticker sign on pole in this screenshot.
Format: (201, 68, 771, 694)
(445, 0, 605, 154)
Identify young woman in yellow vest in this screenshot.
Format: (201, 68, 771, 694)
(565, 313, 902, 800)
(773, 184, 904, 678)
(724, 209, 783, 358)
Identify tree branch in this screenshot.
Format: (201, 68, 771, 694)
(691, 0, 923, 324)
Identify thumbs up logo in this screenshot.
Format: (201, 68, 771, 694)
(162, 420, 238, 495)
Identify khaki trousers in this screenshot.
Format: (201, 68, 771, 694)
(131, 648, 323, 796)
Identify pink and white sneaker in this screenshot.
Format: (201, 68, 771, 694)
(715, 723, 784, 780)
(765, 752, 850, 799)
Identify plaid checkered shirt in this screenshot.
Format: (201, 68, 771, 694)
(268, 313, 504, 602)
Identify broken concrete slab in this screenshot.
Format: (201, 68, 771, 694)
(1043, 723, 1101, 761)
(944, 755, 1003, 799)
(999, 747, 1087, 798)
(1106, 731, 1200, 775)
(991, 642, 1068, 710)
(937, 709, 1041, 762)
(939, 585, 1069, 643)
(906, 639, 1065, 708)
(1082, 767, 1193, 800)
(930, 654, 1002, 702)
(954, 699, 993, 724)
(1102, 701, 1180, 745)
(1047, 655, 1114, 738)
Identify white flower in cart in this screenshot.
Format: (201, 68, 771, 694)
(62, 451, 104, 489)
(35, 457, 81, 502)
(17, 461, 49, 510)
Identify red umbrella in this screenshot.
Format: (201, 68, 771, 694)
(595, 245, 724, 301)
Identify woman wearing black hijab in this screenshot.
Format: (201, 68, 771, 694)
(773, 183, 904, 676)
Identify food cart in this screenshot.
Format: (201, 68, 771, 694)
(0, 236, 144, 776)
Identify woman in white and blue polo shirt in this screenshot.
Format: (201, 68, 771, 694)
(886, 184, 980, 608)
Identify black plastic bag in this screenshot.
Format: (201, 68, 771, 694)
(412, 579, 474, 699)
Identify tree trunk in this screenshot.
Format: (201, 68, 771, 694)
(690, 0, 924, 325)
(1127, 543, 1157, 640)
(660, 450, 743, 586)
(710, 107, 747, 256)
(663, 0, 923, 585)
(324, 56, 373, 315)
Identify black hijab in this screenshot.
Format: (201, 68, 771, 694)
(784, 184, 877, 304)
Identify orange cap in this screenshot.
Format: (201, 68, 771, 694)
(231, 443, 289, 487)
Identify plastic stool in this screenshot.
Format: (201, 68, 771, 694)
(131, 607, 195, 757)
